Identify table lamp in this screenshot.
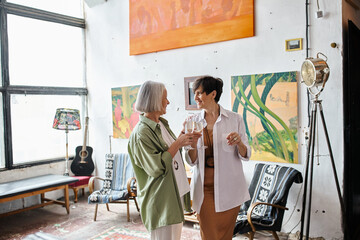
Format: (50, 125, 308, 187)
(53, 108, 81, 176)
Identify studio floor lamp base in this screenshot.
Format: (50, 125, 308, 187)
(299, 96, 345, 240)
(64, 129, 70, 176)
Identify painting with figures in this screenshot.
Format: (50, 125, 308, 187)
(112, 85, 141, 139)
(130, 0, 254, 55)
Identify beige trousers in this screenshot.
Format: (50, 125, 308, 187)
(150, 222, 183, 240)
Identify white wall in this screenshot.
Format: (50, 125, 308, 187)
(85, 0, 346, 238)
(85, 1, 344, 239)
(0, 0, 344, 238)
(0, 0, 346, 238)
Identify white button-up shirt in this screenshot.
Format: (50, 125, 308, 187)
(185, 105, 251, 213)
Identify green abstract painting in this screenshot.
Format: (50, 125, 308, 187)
(231, 71, 298, 164)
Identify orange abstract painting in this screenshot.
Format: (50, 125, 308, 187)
(130, 0, 254, 55)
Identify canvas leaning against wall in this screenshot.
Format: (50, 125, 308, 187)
(231, 71, 299, 164)
(112, 85, 141, 139)
(129, 0, 254, 55)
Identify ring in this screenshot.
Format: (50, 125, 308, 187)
(234, 137, 238, 141)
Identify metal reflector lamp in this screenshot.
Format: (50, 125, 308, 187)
(301, 52, 330, 96)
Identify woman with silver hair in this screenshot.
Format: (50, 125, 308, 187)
(128, 80, 201, 240)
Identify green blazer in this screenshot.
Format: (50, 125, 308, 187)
(128, 114, 190, 231)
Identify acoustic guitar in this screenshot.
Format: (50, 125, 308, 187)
(71, 117, 95, 176)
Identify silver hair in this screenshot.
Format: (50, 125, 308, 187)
(135, 81, 165, 113)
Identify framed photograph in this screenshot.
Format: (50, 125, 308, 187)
(285, 38, 303, 51)
(346, 0, 360, 9)
(184, 76, 200, 110)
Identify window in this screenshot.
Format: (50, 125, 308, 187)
(0, 1, 87, 170)
(8, 15, 84, 87)
(7, 0, 83, 18)
(11, 95, 84, 164)
(0, 93, 5, 168)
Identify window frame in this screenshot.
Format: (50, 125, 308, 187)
(0, 0, 87, 171)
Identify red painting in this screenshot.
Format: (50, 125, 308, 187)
(130, 0, 254, 55)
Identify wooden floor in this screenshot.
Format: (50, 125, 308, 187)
(0, 194, 145, 240)
(0, 193, 296, 240)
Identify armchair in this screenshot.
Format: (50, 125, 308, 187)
(88, 153, 139, 222)
(234, 163, 303, 240)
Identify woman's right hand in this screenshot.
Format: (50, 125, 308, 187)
(177, 132, 201, 148)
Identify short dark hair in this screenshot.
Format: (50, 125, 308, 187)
(193, 76, 223, 103)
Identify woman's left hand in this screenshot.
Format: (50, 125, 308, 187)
(226, 132, 241, 146)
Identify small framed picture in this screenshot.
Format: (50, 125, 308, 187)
(285, 38, 303, 51)
(184, 76, 201, 110)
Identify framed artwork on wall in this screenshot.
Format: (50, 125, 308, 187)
(184, 76, 200, 110)
(129, 0, 254, 55)
(285, 38, 302, 51)
(111, 85, 141, 139)
(231, 71, 299, 164)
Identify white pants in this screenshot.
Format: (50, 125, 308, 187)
(150, 222, 183, 240)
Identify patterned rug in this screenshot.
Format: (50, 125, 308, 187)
(91, 226, 150, 240)
(91, 222, 201, 240)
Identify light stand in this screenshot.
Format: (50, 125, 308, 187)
(299, 53, 344, 240)
(299, 95, 345, 240)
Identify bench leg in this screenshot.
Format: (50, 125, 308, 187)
(73, 188, 79, 203)
(41, 193, 45, 205)
(64, 185, 70, 214)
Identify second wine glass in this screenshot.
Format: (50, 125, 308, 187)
(193, 118, 207, 149)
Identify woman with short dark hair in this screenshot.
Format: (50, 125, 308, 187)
(186, 76, 251, 240)
(128, 80, 201, 240)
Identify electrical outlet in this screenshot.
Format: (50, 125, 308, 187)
(316, 11, 323, 18)
(302, 127, 310, 145)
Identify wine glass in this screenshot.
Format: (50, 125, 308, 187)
(185, 118, 195, 133)
(184, 117, 195, 150)
(193, 118, 207, 149)
(193, 120, 203, 134)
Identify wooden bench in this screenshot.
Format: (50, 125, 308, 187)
(69, 176, 91, 203)
(0, 174, 78, 217)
